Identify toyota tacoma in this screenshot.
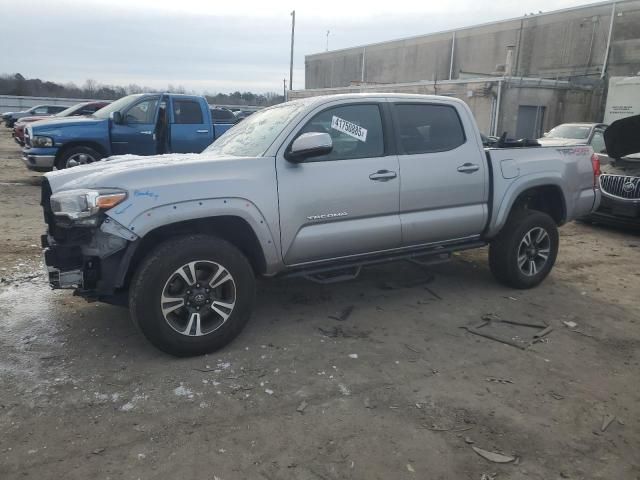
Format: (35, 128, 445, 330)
(40, 94, 601, 356)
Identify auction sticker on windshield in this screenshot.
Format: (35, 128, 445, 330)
(331, 116, 367, 142)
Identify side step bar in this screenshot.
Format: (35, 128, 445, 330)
(282, 240, 486, 284)
(304, 266, 362, 284)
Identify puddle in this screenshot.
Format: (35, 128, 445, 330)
(0, 281, 66, 387)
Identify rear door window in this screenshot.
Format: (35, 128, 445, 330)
(173, 100, 203, 124)
(394, 104, 466, 154)
(296, 104, 384, 162)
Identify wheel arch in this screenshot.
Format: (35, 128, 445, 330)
(510, 185, 566, 224)
(489, 181, 567, 238)
(120, 216, 268, 290)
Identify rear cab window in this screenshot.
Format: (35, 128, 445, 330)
(211, 108, 235, 123)
(393, 103, 466, 154)
(295, 103, 385, 162)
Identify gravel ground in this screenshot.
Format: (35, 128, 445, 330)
(0, 127, 639, 480)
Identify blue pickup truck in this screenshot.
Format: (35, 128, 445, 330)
(22, 93, 235, 171)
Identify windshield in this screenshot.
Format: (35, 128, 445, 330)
(93, 95, 143, 119)
(204, 100, 309, 157)
(546, 124, 591, 139)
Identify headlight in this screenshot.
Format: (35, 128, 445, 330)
(50, 189, 127, 226)
(32, 136, 53, 147)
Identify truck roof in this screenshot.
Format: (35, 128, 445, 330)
(556, 122, 607, 127)
(291, 92, 468, 109)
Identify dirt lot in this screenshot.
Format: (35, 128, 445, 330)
(0, 127, 638, 480)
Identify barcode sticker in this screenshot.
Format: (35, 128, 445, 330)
(331, 116, 367, 142)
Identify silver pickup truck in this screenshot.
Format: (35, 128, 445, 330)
(40, 94, 601, 356)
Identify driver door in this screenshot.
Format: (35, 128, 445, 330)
(276, 102, 401, 266)
(110, 96, 160, 156)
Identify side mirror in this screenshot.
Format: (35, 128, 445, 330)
(542, 132, 549, 137)
(287, 132, 333, 162)
(110, 111, 123, 124)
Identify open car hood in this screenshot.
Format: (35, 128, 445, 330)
(604, 114, 640, 159)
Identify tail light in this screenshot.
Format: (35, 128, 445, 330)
(591, 153, 601, 188)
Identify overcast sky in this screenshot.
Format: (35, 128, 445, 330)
(0, 0, 594, 94)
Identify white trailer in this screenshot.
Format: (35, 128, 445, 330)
(604, 76, 640, 125)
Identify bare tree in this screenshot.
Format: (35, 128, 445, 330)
(0, 73, 284, 105)
(83, 79, 97, 97)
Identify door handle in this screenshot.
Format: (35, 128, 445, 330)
(457, 163, 480, 173)
(369, 169, 397, 181)
(140, 131, 153, 135)
(196, 129, 209, 133)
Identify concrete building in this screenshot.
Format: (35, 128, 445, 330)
(305, 0, 639, 88)
(293, 0, 639, 138)
(290, 76, 602, 138)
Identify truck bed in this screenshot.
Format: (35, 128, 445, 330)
(485, 145, 599, 236)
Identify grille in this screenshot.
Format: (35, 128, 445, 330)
(599, 174, 640, 200)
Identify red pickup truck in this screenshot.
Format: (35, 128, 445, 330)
(12, 101, 110, 146)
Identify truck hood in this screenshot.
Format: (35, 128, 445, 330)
(536, 137, 586, 147)
(45, 152, 259, 194)
(604, 114, 640, 159)
(17, 115, 50, 124)
(30, 115, 105, 132)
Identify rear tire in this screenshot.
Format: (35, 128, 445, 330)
(55, 145, 102, 170)
(489, 210, 559, 289)
(129, 234, 255, 356)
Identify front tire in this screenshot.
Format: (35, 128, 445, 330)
(489, 210, 559, 289)
(55, 145, 102, 170)
(129, 235, 256, 356)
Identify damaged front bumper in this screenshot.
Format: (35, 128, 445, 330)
(42, 218, 138, 293)
(41, 176, 140, 301)
(42, 235, 85, 289)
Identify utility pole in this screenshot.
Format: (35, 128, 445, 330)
(326, 30, 330, 51)
(289, 10, 295, 93)
(601, 1, 616, 79)
(283, 79, 287, 101)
